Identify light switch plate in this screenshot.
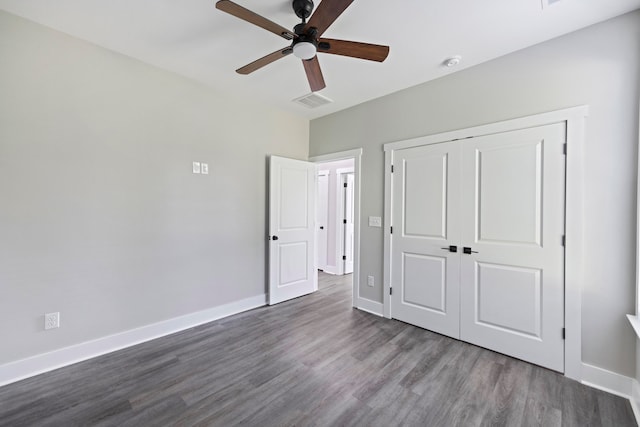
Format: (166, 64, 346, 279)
(369, 216, 382, 227)
(201, 163, 209, 175)
(192, 162, 201, 174)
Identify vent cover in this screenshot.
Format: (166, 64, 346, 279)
(293, 92, 333, 109)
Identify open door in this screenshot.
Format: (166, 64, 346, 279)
(343, 173, 355, 274)
(268, 156, 317, 305)
(316, 171, 329, 271)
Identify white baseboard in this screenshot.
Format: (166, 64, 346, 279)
(581, 363, 633, 399)
(321, 265, 339, 275)
(356, 297, 383, 317)
(630, 379, 640, 426)
(0, 294, 267, 387)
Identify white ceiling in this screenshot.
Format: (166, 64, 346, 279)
(1, 0, 639, 119)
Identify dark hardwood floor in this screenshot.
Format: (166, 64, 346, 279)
(0, 272, 636, 426)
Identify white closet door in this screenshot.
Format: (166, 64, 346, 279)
(269, 156, 317, 305)
(391, 142, 462, 339)
(459, 123, 566, 371)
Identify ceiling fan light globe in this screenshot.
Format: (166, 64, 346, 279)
(293, 41, 317, 60)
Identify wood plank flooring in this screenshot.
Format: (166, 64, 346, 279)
(0, 272, 636, 426)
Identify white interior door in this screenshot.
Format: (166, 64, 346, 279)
(391, 142, 462, 339)
(269, 156, 317, 305)
(459, 123, 566, 371)
(316, 172, 329, 271)
(389, 123, 566, 371)
(343, 173, 355, 274)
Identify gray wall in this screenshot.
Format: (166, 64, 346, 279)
(310, 11, 640, 377)
(0, 11, 309, 365)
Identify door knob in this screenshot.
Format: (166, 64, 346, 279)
(271, 235, 279, 241)
(441, 245, 457, 253)
(463, 247, 478, 254)
(319, 226, 324, 230)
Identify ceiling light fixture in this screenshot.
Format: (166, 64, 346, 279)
(293, 41, 317, 60)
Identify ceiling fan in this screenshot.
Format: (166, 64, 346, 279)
(215, 0, 390, 92)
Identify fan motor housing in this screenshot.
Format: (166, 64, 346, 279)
(292, 0, 314, 20)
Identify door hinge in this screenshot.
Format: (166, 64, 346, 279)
(343, 219, 347, 224)
(562, 328, 566, 340)
(390, 287, 393, 295)
(342, 255, 347, 261)
(391, 165, 394, 173)
(390, 226, 393, 234)
(563, 143, 567, 155)
(562, 235, 565, 246)
(344, 182, 348, 188)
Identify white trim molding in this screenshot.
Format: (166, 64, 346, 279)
(383, 105, 588, 381)
(631, 378, 640, 425)
(0, 294, 266, 387)
(357, 297, 384, 317)
(321, 266, 340, 275)
(335, 167, 355, 276)
(627, 314, 640, 339)
(580, 361, 640, 426)
(383, 149, 393, 319)
(581, 363, 633, 399)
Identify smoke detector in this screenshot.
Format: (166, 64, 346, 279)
(443, 56, 462, 67)
(542, 0, 562, 9)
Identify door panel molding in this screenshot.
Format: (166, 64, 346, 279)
(473, 261, 542, 338)
(384, 105, 588, 380)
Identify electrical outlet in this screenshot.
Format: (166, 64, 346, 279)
(45, 312, 60, 330)
(192, 162, 201, 174)
(201, 163, 209, 175)
(367, 276, 375, 287)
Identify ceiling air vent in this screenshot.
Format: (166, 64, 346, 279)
(293, 92, 333, 109)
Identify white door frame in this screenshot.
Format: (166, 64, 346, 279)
(383, 106, 588, 381)
(310, 149, 362, 308)
(316, 169, 330, 272)
(336, 167, 354, 276)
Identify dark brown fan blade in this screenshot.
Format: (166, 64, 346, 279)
(236, 47, 293, 74)
(318, 38, 389, 62)
(303, 0, 354, 37)
(216, 0, 295, 40)
(302, 56, 326, 92)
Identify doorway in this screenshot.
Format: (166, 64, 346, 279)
(310, 149, 362, 308)
(314, 159, 354, 275)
